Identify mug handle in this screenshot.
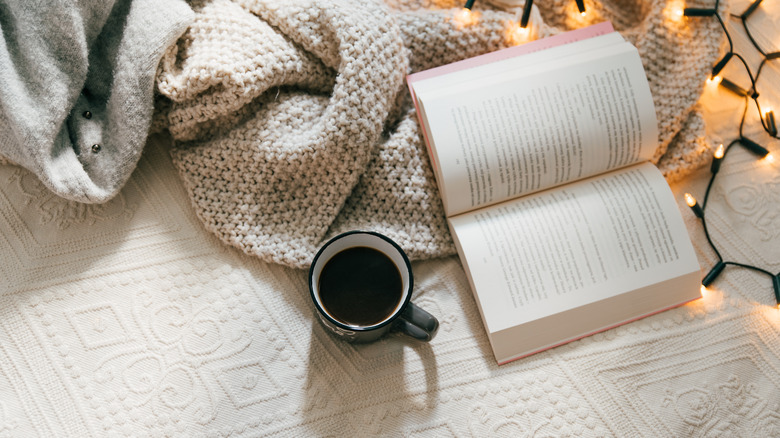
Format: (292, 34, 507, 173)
(394, 302, 439, 342)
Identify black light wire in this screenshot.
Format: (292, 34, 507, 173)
(684, 0, 780, 304)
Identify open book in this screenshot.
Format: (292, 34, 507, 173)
(407, 22, 702, 365)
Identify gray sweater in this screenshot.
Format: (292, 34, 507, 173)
(0, 0, 192, 202)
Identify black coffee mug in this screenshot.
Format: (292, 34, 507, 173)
(309, 231, 439, 343)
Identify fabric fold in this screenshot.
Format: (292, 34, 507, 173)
(156, 0, 727, 268)
(165, 0, 409, 267)
(0, 0, 193, 203)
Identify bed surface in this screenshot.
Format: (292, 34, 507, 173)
(1, 4, 778, 437)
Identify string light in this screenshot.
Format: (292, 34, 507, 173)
(739, 136, 769, 158)
(685, 0, 779, 144)
(710, 143, 725, 173)
(764, 107, 777, 136)
(710, 52, 733, 77)
(683, 7, 717, 17)
(463, 0, 586, 27)
(508, 22, 531, 45)
(686, 139, 779, 306)
(740, 0, 762, 19)
(682, 0, 779, 307)
(719, 78, 749, 97)
(702, 261, 726, 287)
(684, 193, 704, 218)
(774, 275, 780, 307)
(455, 6, 478, 27)
(520, 0, 533, 28)
(669, 1, 686, 22)
(575, 0, 586, 16)
(706, 75, 722, 86)
(455, 1, 779, 306)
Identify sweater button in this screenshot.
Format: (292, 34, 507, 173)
(83, 111, 92, 119)
(91, 144, 101, 153)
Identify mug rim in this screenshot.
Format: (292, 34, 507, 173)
(308, 230, 414, 332)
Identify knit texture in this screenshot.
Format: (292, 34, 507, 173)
(155, 0, 726, 268)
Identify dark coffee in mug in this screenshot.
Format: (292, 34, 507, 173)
(318, 246, 403, 326)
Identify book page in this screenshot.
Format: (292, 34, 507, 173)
(411, 32, 625, 99)
(448, 162, 699, 334)
(417, 42, 658, 216)
(407, 22, 615, 90)
(408, 22, 616, 177)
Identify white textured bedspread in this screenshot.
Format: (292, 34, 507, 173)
(1, 5, 778, 437)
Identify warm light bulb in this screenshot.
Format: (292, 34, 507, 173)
(684, 193, 697, 208)
(574, 0, 586, 18)
(766, 153, 775, 163)
(700, 285, 707, 296)
(713, 143, 724, 159)
(710, 143, 725, 173)
(454, 7, 478, 27)
(509, 23, 530, 45)
(764, 108, 777, 136)
(666, 0, 685, 22)
(706, 75, 722, 86)
(684, 192, 704, 218)
(581, 11, 587, 16)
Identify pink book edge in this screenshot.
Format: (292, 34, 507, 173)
(496, 295, 701, 365)
(406, 21, 615, 168)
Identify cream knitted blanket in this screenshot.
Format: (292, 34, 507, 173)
(155, 0, 726, 269)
